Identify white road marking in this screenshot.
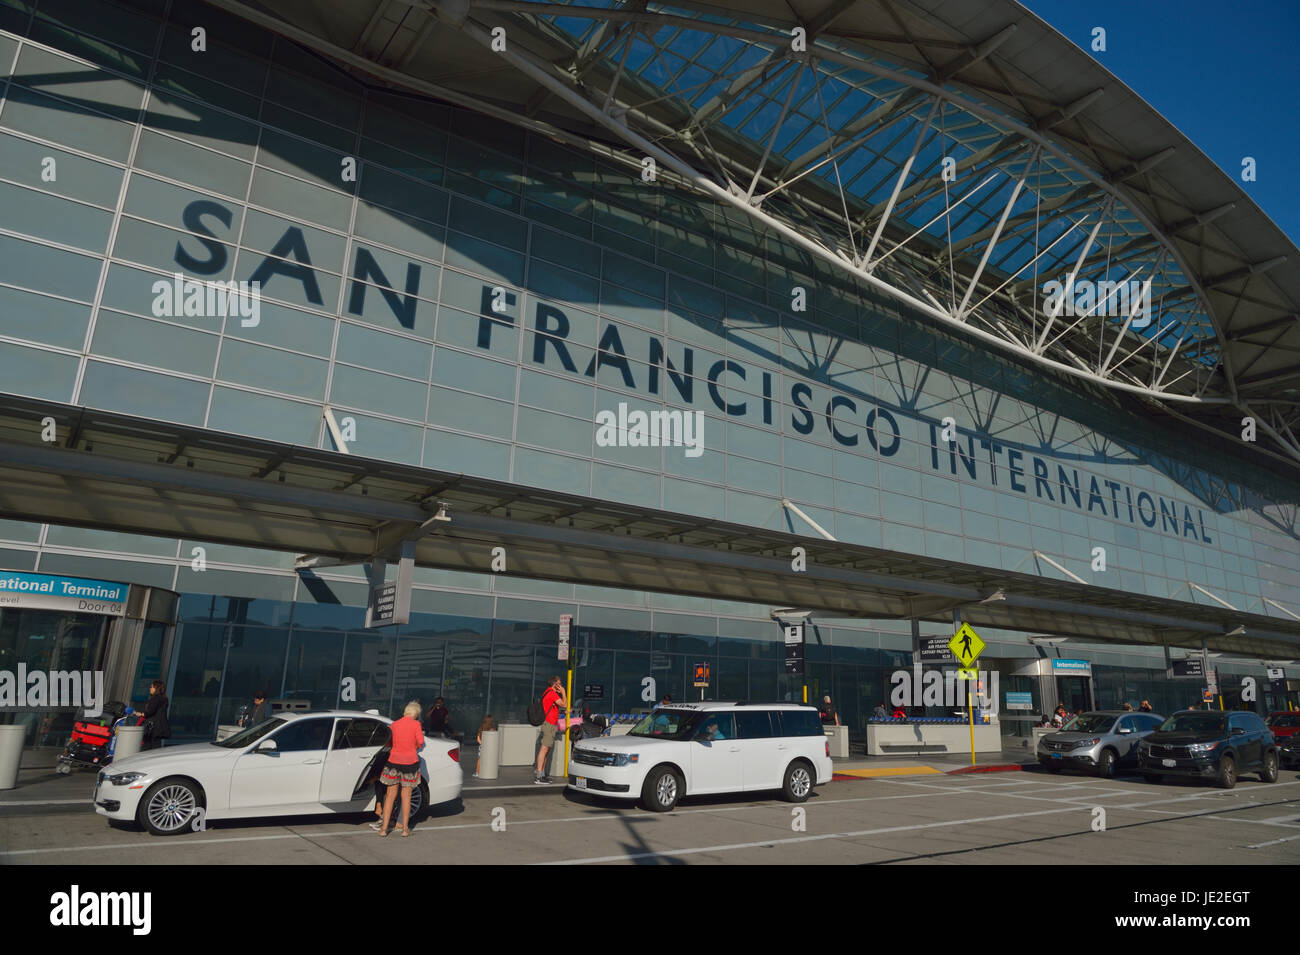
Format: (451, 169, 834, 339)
(0, 787, 975, 858)
(538, 805, 1092, 865)
(1244, 832, 1300, 848)
(1204, 815, 1300, 828)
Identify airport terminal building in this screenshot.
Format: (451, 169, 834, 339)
(1, 0, 1299, 745)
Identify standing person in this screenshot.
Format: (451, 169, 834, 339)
(474, 714, 496, 778)
(251, 691, 272, 725)
(141, 680, 170, 750)
(534, 675, 566, 785)
(424, 697, 451, 738)
(377, 701, 425, 838)
(819, 695, 840, 726)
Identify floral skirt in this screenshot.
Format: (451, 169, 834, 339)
(380, 762, 420, 788)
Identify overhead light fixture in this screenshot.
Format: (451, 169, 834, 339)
(771, 608, 812, 622)
(979, 590, 1006, 603)
(1027, 635, 1070, 645)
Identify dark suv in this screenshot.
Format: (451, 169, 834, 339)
(1137, 710, 1279, 789)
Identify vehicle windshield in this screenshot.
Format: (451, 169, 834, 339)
(1060, 713, 1114, 734)
(628, 709, 703, 740)
(1158, 713, 1227, 734)
(210, 718, 284, 748)
(1266, 713, 1300, 728)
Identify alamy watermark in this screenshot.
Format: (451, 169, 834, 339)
(890, 665, 999, 713)
(595, 402, 704, 457)
(151, 272, 261, 327)
(49, 885, 151, 935)
(1042, 277, 1150, 329)
(0, 664, 104, 716)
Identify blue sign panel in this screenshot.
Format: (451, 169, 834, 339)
(0, 571, 129, 615)
(1052, 659, 1092, 673)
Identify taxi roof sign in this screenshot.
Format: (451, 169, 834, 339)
(948, 624, 985, 667)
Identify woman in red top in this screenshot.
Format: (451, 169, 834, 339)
(378, 702, 425, 837)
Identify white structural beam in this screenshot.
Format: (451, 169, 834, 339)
(1033, 550, 1087, 585)
(209, 0, 1233, 409)
(859, 98, 939, 268)
(782, 499, 837, 541)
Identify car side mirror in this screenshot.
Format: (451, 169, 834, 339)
(1232, 728, 1245, 736)
(256, 739, 278, 754)
(1117, 727, 1132, 734)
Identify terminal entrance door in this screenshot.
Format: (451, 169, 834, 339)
(1056, 675, 1093, 715)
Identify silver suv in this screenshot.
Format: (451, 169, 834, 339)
(1038, 710, 1164, 777)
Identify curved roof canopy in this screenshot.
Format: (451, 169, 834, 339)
(212, 0, 1300, 466)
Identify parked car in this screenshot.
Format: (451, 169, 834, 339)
(567, 702, 833, 811)
(1264, 711, 1300, 746)
(1278, 734, 1300, 770)
(1037, 710, 1163, 777)
(93, 710, 462, 835)
(1137, 709, 1279, 789)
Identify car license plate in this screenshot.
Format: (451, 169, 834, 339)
(574, 777, 587, 789)
(1162, 758, 1176, 768)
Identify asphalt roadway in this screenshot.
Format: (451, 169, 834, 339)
(3, 757, 1299, 865)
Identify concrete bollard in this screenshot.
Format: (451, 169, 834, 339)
(114, 725, 144, 762)
(478, 729, 500, 780)
(0, 724, 25, 790)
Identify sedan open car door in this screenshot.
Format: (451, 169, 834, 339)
(319, 717, 392, 809)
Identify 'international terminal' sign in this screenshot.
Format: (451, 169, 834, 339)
(0, 572, 129, 616)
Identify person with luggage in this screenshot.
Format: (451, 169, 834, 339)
(141, 680, 170, 750)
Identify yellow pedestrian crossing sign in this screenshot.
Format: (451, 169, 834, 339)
(948, 624, 985, 667)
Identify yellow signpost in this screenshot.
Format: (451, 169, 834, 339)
(948, 624, 985, 766)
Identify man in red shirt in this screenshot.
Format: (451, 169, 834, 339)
(535, 675, 566, 784)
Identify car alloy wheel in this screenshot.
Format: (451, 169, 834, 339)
(143, 781, 200, 834)
(656, 772, 677, 807)
(784, 762, 813, 802)
(1216, 755, 1236, 790)
(1097, 749, 1115, 778)
(1260, 751, 1278, 784)
(642, 766, 680, 812)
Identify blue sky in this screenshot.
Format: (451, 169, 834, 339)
(1020, 0, 1300, 245)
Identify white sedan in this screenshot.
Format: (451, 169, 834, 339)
(93, 710, 462, 835)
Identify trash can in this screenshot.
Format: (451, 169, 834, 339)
(0, 724, 24, 790)
(478, 729, 500, 780)
(114, 725, 144, 762)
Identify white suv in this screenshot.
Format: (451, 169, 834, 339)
(567, 702, 834, 811)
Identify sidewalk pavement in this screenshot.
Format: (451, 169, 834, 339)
(0, 740, 1041, 805)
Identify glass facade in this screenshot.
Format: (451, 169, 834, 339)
(0, 0, 1296, 739)
(162, 592, 919, 740)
